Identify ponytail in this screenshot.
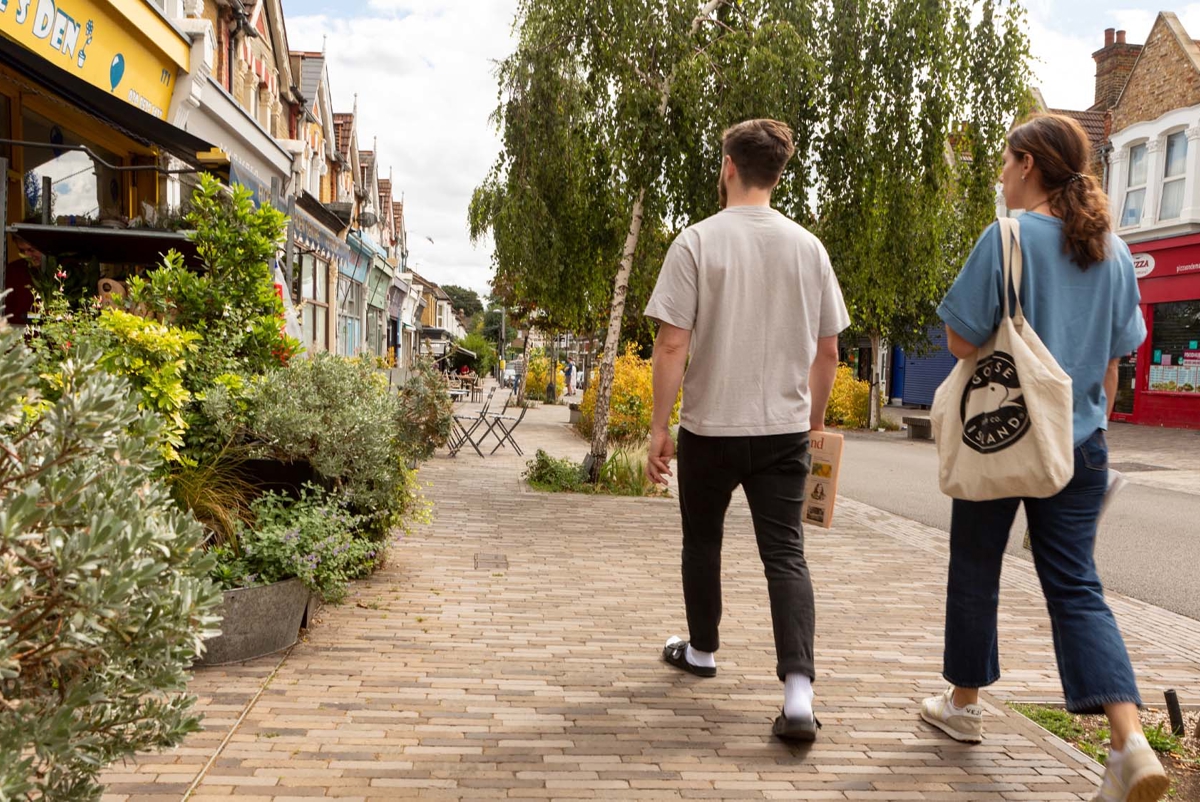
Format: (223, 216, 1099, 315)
(1008, 114, 1113, 270)
(1053, 170, 1111, 269)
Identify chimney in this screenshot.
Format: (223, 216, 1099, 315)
(1093, 28, 1142, 110)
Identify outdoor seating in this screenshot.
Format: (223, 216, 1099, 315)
(447, 387, 498, 457)
(483, 405, 528, 456)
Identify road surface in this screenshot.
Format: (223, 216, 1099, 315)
(837, 431, 1200, 621)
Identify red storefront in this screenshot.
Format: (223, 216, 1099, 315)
(1111, 233, 1200, 429)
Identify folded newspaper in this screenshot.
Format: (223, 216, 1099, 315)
(802, 431, 844, 529)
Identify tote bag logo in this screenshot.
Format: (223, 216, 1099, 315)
(960, 352, 1030, 453)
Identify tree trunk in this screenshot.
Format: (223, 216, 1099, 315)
(516, 330, 532, 404)
(586, 189, 646, 481)
(869, 332, 883, 430)
(584, 0, 728, 482)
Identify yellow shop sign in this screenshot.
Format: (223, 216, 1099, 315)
(0, 0, 188, 119)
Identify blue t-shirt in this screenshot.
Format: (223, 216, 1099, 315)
(937, 213, 1146, 446)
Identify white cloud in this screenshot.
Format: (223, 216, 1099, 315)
(288, 0, 519, 295)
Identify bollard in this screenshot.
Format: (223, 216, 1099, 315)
(1165, 689, 1185, 737)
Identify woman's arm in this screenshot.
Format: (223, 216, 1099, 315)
(946, 326, 979, 360)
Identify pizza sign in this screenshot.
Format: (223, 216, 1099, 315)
(1132, 253, 1155, 279)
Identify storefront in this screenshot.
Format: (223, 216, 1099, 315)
(1112, 234, 1200, 429)
(339, 231, 386, 357)
(288, 193, 347, 355)
(0, 0, 220, 323)
(365, 259, 392, 359)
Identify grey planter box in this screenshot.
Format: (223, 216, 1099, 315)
(568, 403, 582, 425)
(196, 578, 310, 667)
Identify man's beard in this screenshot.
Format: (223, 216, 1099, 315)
(717, 168, 727, 209)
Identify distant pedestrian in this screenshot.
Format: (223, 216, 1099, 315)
(564, 359, 576, 396)
(923, 113, 1166, 802)
(645, 119, 848, 742)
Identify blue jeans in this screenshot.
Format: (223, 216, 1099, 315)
(943, 429, 1142, 714)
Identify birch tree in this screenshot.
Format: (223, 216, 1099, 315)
(815, 0, 1031, 427)
(472, 0, 819, 479)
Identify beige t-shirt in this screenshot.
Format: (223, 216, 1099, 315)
(644, 206, 850, 437)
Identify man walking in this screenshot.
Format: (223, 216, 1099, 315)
(644, 119, 848, 741)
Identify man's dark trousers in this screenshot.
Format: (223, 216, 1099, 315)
(676, 427, 815, 681)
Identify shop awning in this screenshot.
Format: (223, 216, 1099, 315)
(0, 36, 220, 171)
(9, 223, 202, 267)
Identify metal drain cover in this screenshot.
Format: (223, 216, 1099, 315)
(474, 552, 508, 570)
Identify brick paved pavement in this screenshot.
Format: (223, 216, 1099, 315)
(101, 399, 1200, 801)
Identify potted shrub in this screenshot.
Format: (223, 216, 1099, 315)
(199, 487, 377, 665)
(0, 326, 221, 798)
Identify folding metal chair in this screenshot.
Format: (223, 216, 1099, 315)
(485, 405, 528, 456)
(447, 387, 497, 457)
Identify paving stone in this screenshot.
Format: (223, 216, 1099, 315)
(99, 399, 1200, 800)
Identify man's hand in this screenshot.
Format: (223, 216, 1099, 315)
(647, 427, 675, 485)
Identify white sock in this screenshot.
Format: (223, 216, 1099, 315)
(784, 673, 814, 720)
(686, 644, 716, 669)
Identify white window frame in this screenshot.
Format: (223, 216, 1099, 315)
(1159, 129, 1188, 222)
(1120, 141, 1149, 229)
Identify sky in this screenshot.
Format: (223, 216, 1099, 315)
(285, 1, 1200, 296)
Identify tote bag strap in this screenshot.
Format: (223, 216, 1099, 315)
(997, 217, 1026, 325)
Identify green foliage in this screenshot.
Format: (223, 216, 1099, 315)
(126, 178, 298, 381)
(441, 285, 485, 318)
(452, 332, 499, 376)
(0, 323, 221, 801)
(167, 438, 255, 550)
(816, 0, 1032, 355)
(523, 446, 663, 497)
(475, 0, 1032, 465)
(523, 449, 588, 493)
(210, 486, 377, 604)
(1145, 723, 1183, 755)
(28, 289, 200, 461)
(234, 354, 427, 539)
(598, 443, 662, 497)
(395, 358, 455, 462)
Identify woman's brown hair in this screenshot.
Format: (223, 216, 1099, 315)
(1007, 114, 1112, 269)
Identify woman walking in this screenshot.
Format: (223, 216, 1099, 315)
(921, 114, 1167, 802)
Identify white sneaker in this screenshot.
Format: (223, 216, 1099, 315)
(1092, 733, 1169, 802)
(920, 686, 983, 743)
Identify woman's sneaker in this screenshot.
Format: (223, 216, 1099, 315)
(920, 686, 983, 743)
(1092, 733, 1169, 802)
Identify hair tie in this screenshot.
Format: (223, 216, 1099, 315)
(1067, 172, 1085, 185)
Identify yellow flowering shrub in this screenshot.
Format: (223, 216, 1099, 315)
(577, 344, 679, 443)
(826, 364, 870, 429)
(523, 350, 564, 401)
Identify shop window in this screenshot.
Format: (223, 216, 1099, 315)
(21, 110, 120, 223)
(1121, 143, 1147, 228)
(1159, 131, 1188, 221)
(337, 275, 363, 356)
(1148, 301, 1200, 394)
(298, 254, 329, 351)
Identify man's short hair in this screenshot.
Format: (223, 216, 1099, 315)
(721, 119, 795, 189)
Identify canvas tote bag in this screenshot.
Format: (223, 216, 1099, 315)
(930, 217, 1074, 501)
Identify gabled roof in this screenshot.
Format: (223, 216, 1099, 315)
(334, 113, 354, 158)
(1049, 108, 1107, 155)
(360, 150, 376, 187)
(1116, 12, 1200, 108)
(295, 53, 325, 100)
